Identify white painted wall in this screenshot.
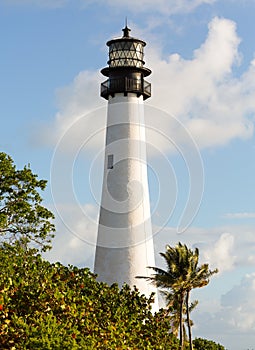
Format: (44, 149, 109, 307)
(94, 93, 158, 309)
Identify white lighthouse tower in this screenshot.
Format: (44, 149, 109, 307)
(94, 25, 158, 306)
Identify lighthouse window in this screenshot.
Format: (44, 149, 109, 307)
(107, 154, 114, 169)
(109, 41, 144, 68)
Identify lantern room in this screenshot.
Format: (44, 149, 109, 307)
(101, 26, 151, 100)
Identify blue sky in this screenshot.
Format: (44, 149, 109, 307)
(1, 1, 255, 349)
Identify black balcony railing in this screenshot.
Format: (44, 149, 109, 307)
(101, 77, 151, 100)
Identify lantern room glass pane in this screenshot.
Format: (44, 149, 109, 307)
(108, 40, 145, 68)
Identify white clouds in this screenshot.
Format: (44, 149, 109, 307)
(3, 0, 216, 13)
(149, 16, 254, 148)
(153, 225, 255, 347)
(202, 233, 236, 272)
(224, 212, 255, 219)
(39, 70, 105, 151)
(87, 0, 216, 15)
(193, 17, 241, 77)
(221, 273, 255, 331)
(154, 224, 255, 272)
(55, 71, 103, 119)
(193, 277, 255, 349)
(39, 17, 255, 153)
(43, 203, 98, 267)
(154, 227, 237, 272)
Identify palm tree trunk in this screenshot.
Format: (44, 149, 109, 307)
(186, 290, 193, 350)
(179, 292, 184, 350)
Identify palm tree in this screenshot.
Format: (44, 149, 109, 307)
(185, 260, 218, 350)
(137, 243, 188, 349)
(163, 290, 198, 343)
(137, 242, 218, 350)
(162, 291, 186, 338)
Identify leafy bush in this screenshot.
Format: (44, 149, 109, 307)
(0, 244, 179, 349)
(193, 337, 226, 349)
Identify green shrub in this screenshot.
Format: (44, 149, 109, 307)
(0, 244, 179, 349)
(193, 337, 226, 350)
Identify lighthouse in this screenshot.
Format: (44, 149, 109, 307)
(94, 25, 158, 306)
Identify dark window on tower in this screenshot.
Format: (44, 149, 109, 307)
(107, 154, 114, 169)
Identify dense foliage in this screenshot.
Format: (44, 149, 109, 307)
(0, 153, 55, 252)
(0, 244, 180, 349)
(193, 337, 226, 350)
